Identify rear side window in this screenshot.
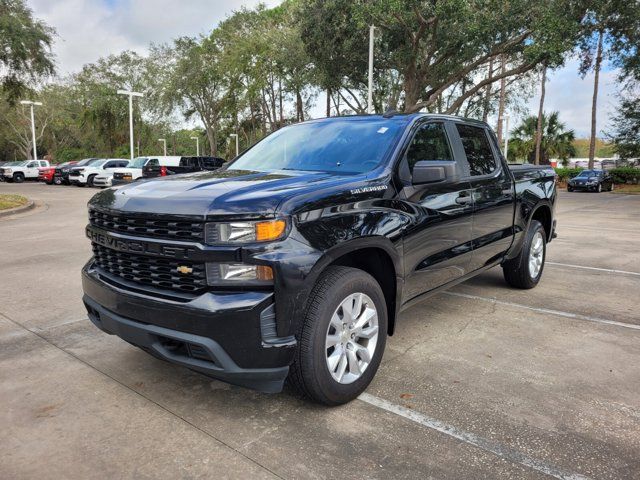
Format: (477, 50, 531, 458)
(405, 123, 453, 174)
(456, 124, 497, 176)
(147, 159, 159, 166)
(202, 158, 222, 169)
(179, 158, 195, 167)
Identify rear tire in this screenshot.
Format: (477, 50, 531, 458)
(567, 186, 573, 192)
(502, 220, 546, 289)
(288, 266, 387, 405)
(13, 172, 24, 183)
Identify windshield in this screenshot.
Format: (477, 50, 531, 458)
(228, 119, 405, 174)
(576, 170, 601, 178)
(4, 161, 22, 166)
(128, 157, 148, 168)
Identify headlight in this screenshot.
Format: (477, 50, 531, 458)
(206, 263, 273, 286)
(205, 219, 286, 244)
(4, 169, 12, 174)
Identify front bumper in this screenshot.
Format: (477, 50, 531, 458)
(82, 261, 294, 392)
(93, 178, 112, 187)
(569, 183, 598, 191)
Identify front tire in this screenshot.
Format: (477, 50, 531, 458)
(567, 186, 573, 192)
(13, 173, 24, 183)
(502, 220, 546, 289)
(597, 183, 602, 193)
(289, 266, 387, 405)
(87, 175, 96, 187)
(53, 176, 62, 185)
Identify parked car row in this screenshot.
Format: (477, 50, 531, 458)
(1, 156, 225, 188)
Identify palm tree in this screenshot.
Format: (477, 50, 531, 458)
(508, 111, 576, 164)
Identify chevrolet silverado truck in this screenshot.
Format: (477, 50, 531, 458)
(82, 114, 557, 405)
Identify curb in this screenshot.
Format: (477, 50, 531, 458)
(0, 200, 35, 218)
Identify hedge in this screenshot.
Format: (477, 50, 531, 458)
(553, 167, 583, 182)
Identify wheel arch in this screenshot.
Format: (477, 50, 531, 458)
(306, 237, 402, 336)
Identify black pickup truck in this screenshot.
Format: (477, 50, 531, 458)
(82, 114, 556, 405)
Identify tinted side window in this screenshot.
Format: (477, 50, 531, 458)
(406, 123, 453, 173)
(455, 124, 497, 176)
(147, 159, 159, 166)
(202, 158, 221, 168)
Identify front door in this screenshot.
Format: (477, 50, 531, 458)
(399, 121, 474, 302)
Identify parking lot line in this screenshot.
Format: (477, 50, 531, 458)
(443, 292, 640, 331)
(359, 393, 591, 480)
(546, 262, 640, 277)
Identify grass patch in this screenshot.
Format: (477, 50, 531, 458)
(0, 194, 29, 210)
(611, 184, 640, 195)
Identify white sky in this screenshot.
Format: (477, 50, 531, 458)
(29, 0, 619, 138)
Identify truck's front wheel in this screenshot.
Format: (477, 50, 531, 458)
(502, 219, 546, 289)
(289, 266, 387, 405)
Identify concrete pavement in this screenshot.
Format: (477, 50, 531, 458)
(1, 182, 639, 479)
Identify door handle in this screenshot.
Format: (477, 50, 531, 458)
(455, 194, 472, 205)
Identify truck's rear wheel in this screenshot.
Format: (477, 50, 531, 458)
(502, 220, 546, 289)
(289, 266, 387, 405)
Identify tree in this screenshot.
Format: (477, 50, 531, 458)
(609, 95, 640, 159)
(298, 0, 587, 114)
(534, 65, 547, 165)
(509, 112, 576, 164)
(0, 0, 55, 102)
(577, 0, 640, 169)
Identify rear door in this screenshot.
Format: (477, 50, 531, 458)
(400, 121, 474, 301)
(453, 122, 515, 271)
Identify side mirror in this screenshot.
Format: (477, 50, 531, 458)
(412, 160, 457, 185)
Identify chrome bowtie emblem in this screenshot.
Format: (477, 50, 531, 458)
(176, 265, 193, 274)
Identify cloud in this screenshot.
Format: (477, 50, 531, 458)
(524, 59, 620, 138)
(27, 0, 282, 75)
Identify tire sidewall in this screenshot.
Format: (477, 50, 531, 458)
(14, 173, 24, 183)
(307, 270, 387, 405)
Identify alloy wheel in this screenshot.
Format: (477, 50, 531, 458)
(529, 231, 544, 279)
(325, 292, 379, 384)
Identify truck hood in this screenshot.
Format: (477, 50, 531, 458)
(88, 168, 376, 217)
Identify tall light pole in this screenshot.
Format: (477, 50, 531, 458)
(117, 89, 143, 161)
(503, 115, 510, 160)
(20, 100, 43, 160)
(190, 136, 199, 156)
(158, 138, 167, 156)
(229, 134, 239, 157)
(367, 25, 375, 114)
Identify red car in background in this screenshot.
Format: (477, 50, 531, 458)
(39, 161, 77, 184)
(38, 166, 55, 184)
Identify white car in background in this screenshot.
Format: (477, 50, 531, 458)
(68, 158, 129, 187)
(105, 156, 154, 187)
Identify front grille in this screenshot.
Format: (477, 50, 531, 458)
(89, 209, 204, 242)
(92, 243, 206, 293)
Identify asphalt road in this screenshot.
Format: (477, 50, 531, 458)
(1, 182, 639, 479)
